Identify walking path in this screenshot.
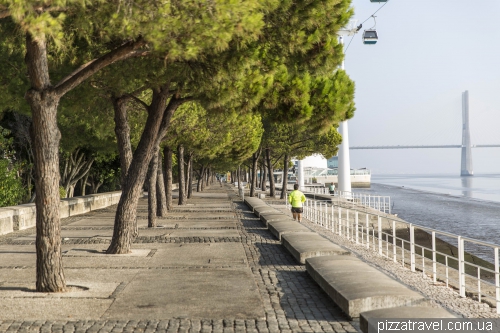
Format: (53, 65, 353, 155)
(0, 186, 357, 333)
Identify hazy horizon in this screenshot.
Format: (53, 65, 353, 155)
(343, 0, 500, 175)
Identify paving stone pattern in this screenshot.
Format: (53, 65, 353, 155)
(0, 187, 358, 333)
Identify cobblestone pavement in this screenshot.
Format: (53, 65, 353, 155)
(0, 188, 359, 333)
(271, 204, 500, 319)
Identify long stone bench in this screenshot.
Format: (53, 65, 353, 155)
(243, 197, 264, 210)
(268, 220, 313, 241)
(253, 205, 281, 218)
(306, 255, 427, 319)
(259, 212, 290, 227)
(360, 306, 458, 333)
(243, 197, 281, 217)
(282, 232, 350, 264)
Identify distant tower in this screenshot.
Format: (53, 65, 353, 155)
(460, 91, 473, 176)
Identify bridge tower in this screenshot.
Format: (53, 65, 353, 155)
(461, 90, 473, 176)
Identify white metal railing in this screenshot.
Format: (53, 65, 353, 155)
(284, 194, 500, 313)
(296, 186, 391, 214)
(336, 190, 391, 215)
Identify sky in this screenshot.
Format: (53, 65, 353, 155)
(342, 0, 500, 175)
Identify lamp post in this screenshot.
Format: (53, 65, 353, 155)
(337, 22, 358, 194)
(298, 159, 304, 191)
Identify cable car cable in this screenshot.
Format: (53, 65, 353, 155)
(360, 1, 390, 26)
(344, 0, 391, 52)
(344, 34, 356, 53)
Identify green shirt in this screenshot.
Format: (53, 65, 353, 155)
(288, 190, 306, 208)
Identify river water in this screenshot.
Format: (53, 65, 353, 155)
(353, 174, 500, 262)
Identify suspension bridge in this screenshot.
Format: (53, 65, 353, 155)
(350, 91, 500, 176)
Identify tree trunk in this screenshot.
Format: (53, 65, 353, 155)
(107, 87, 176, 254)
(261, 156, 267, 192)
(156, 149, 168, 217)
(201, 167, 207, 191)
(147, 147, 159, 228)
(81, 171, 89, 196)
(280, 153, 290, 199)
(185, 153, 190, 194)
(197, 166, 204, 192)
(250, 147, 262, 197)
(60, 150, 94, 198)
(164, 146, 173, 210)
(22, 31, 148, 265)
(266, 148, 276, 197)
(237, 165, 242, 192)
(25, 33, 66, 292)
(205, 168, 209, 188)
(187, 153, 194, 198)
(177, 144, 186, 205)
(113, 95, 133, 187)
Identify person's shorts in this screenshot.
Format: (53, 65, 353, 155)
(291, 207, 303, 213)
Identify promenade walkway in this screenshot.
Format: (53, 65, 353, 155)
(0, 186, 357, 333)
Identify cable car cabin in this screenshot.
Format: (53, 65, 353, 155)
(363, 30, 378, 44)
(370, 0, 388, 2)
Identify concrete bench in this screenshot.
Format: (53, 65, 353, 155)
(244, 197, 265, 211)
(259, 212, 290, 227)
(360, 306, 457, 333)
(253, 205, 281, 217)
(282, 232, 350, 264)
(306, 255, 427, 318)
(268, 220, 313, 241)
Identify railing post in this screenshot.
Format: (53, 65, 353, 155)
(366, 214, 370, 249)
(346, 209, 350, 240)
(320, 202, 324, 226)
(378, 216, 382, 255)
(355, 211, 359, 244)
(410, 224, 415, 272)
(495, 247, 499, 314)
(392, 220, 397, 262)
(432, 231, 437, 283)
(326, 203, 330, 229)
(305, 199, 309, 219)
(313, 200, 318, 224)
(330, 202, 333, 232)
(303, 199, 307, 219)
(338, 207, 342, 236)
(458, 236, 466, 297)
(318, 202, 321, 225)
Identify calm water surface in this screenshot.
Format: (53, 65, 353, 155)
(354, 174, 500, 262)
(372, 174, 500, 203)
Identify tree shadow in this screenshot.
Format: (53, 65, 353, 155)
(274, 269, 351, 322)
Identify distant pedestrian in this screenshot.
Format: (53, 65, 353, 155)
(329, 183, 335, 195)
(288, 184, 306, 222)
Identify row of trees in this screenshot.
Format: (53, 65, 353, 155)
(0, 0, 355, 292)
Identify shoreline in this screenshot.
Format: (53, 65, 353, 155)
(354, 181, 500, 269)
(371, 181, 500, 206)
